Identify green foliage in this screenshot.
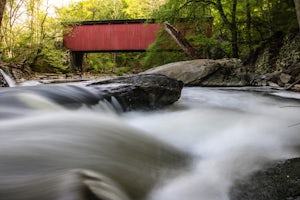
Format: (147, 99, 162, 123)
(56, 0, 128, 21)
(142, 30, 188, 68)
(36, 43, 69, 72)
(124, 0, 166, 19)
(152, 0, 210, 23)
(1, 0, 298, 74)
(84, 53, 114, 73)
(143, 50, 187, 69)
(270, 1, 298, 32)
(149, 0, 298, 60)
(1, 0, 70, 72)
(84, 52, 146, 75)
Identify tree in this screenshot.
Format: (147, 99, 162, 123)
(187, 0, 239, 57)
(245, 0, 252, 53)
(56, 0, 128, 22)
(0, 0, 68, 71)
(152, 0, 240, 57)
(1, 0, 25, 59)
(0, 0, 6, 27)
(294, 0, 300, 30)
(151, 0, 299, 61)
(213, 0, 239, 57)
(124, 0, 166, 18)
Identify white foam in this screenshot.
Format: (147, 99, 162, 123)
(0, 69, 15, 87)
(123, 87, 300, 200)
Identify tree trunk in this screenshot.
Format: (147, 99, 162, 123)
(246, 0, 252, 53)
(112, 52, 117, 72)
(214, 0, 239, 57)
(0, 0, 6, 27)
(266, 0, 273, 36)
(163, 21, 201, 59)
(0, 0, 6, 56)
(231, 26, 238, 58)
(231, 0, 239, 58)
(294, 0, 300, 30)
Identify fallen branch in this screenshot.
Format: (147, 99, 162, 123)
(163, 21, 201, 59)
(0, 59, 27, 69)
(0, 60, 31, 79)
(285, 78, 300, 90)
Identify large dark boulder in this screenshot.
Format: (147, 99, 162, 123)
(87, 74, 183, 111)
(230, 158, 300, 200)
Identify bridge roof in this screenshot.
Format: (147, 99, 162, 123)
(63, 19, 156, 26)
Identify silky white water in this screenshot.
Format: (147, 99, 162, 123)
(0, 69, 16, 87)
(0, 86, 300, 200)
(123, 87, 300, 200)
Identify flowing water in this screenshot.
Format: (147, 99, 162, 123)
(0, 85, 300, 200)
(0, 69, 16, 87)
(123, 87, 300, 200)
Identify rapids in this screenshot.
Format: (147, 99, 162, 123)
(123, 87, 300, 200)
(0, 85, 300, 200)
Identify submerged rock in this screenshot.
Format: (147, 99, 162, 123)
(230, 158, 300, 200)
(144, 58, 249, 86)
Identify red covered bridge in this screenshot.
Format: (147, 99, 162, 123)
(64, 19, 160, 52)
(63, 19, 162, 71)
(63, 19, 212, 71)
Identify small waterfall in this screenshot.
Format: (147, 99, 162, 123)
(0, 69, 15, 87)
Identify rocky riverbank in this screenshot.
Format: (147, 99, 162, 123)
(144, 31, 300, 91)
(144, 56, 300, 91)
(230, 158, 300, 200)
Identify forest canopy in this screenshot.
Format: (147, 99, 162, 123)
(0, 0, 298, 74)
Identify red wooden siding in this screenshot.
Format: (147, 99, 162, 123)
(63, 22, 161, 52)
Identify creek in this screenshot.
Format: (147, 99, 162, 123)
(0, 80, 300, 200)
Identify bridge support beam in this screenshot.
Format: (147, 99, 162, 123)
(70, 51, 84, 72)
